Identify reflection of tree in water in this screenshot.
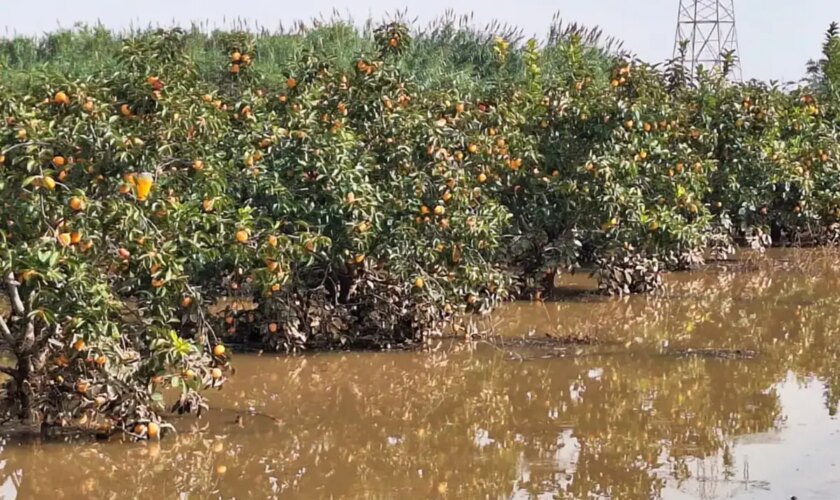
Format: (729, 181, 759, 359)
(1, 250, 840, 498)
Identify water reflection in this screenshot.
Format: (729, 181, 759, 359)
(0, 249, 839, 499)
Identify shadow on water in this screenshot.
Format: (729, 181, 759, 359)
(1, 248, 840, 498)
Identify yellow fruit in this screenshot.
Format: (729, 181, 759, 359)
(202, 199, 215, 212)
(433, 205, 445, 216)
(478, 173, 488, 183)
(211, 368, 223, 380)
(235, 230, 249, 243)
(230, 51, 242, 62)
(136, 172, 154, 201)
(42, 176, 56, 190)
(213, 344, 226, 357)
(354, 254, 366, 264)
(413, 277, 425, 288)
(193, 159, 204, 171)
(467, 144, 478, 154)
(57, 232, 72, 247)
(147, 422, 160, 439)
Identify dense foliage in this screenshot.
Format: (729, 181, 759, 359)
(1, 17, 840, 434)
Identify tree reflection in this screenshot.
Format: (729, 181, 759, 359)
(0, 250, 839, 498)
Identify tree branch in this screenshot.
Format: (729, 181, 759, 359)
(0, 315, 16, 350)
(5, 273, 25, 316)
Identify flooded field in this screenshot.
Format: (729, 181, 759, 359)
(2, 249, 840, 499)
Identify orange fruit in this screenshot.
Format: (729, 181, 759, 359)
(95, 355, 107, 367)
(134, 423, 147, 436)
(213, 344, 226, 357)
(354, 254, 365, 264)
(230, 51, 242, 62)
(120, 104, 132, 116)
(414, 277, 425, 288)
(151, 278, 165, 288)
(70, 232, 82, 245)
(73, 339, 86, 351)
(268, 322, 278, 333)
(467, 144, 478, 154)
(420, 205, 430, 215)
(241, 54, 251, 65)
(181, 296, 193, 308)
(147, 422, 160, 439)
(82, 100, 94, 112)
(433, 205, 445, 216)
(202, 199, 215, 212)
(76, 381, 90, 394)
(286, 78, 298, 89)
(192, 159, 204, 171)
(52, 155, 66, 167)
(211, 368, 223, 380)
(54, 91, 70, 105)
(235, 230, 249, 243)
(69, 196, 84, 211)
(478, 173, 487, 183)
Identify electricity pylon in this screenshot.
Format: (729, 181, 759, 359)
(674, 0, 742, 80)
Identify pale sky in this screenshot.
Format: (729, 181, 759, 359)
(2, 0, 839, 82)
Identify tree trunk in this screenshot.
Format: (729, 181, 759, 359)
(15, 355, 34, 423)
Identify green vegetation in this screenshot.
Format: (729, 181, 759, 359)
(1, 16, 839, 436)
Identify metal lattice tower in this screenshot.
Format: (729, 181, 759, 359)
(674, 0, 742, 80)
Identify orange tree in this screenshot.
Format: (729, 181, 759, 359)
(207, 24, 513, 350)
(0, 30, 228, 435)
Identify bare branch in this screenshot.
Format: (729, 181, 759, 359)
(0, 366, 15, 377)
(0, 315, 16, 350)
(4, 273, 25, 316)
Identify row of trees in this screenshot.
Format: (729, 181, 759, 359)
(1, 18, 839, 434)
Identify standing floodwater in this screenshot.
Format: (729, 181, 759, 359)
(0, 250, 839, 499)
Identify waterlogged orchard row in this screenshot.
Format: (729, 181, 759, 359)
(1, 19, 840, 433)
(3, 250, 840, 499)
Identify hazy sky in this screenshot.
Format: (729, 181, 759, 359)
(2, 0, 839, 82)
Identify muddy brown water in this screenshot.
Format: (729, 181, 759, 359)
(2, 249, 840, 499)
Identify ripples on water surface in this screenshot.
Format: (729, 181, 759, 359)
(1, 249, 840, 499)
